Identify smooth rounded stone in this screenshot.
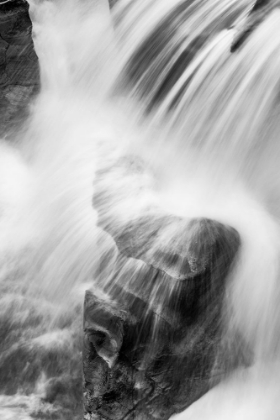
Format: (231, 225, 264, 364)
(0, 0, 39, 135)
(84, 211, 242, 419)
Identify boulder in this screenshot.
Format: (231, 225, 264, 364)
(86, 154, 242, 419)
(83, 214, 241, 419)
(0, 0, 39, 136)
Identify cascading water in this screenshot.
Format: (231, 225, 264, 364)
(0, 1, 120, 418)
(1, 0, 280, 418)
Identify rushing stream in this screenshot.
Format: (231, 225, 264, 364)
(1, 0, 280, 418)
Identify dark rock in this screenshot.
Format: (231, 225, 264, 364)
(0, 0, 39, 136)
(86, 156, 241, 419)
(84, 220, 240, 418)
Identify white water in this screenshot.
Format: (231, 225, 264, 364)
(173, 362, 280, 420)
(1, 0, 280, 419)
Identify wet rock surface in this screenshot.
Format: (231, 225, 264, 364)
(85, 156, 242, 419)
(0, 0, 39, 136)
(84, 218, 240, 419)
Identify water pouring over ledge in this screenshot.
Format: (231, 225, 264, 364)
(1, 0, 280, 418)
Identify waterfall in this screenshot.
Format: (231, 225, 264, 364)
(1, 0, 280, 418)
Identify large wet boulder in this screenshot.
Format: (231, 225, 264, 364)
(0, 0, 39, 136)
(83, 215, 240, 419)
(85, 154, 242, 419)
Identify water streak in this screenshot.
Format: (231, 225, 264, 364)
(1, 0, 280, 418)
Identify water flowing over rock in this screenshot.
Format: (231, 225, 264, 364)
(0, 259, 84, 419)
(112, 0, 249, 112)
(231, 0, 280, 51)
(84, 155, 243, 419)
(2, 0, 280, 419)
(83, 223, 241, 418)
(0, 0, 39, 136)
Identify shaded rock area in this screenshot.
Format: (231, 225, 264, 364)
(0, 0, 39, 137)
(84, 219, 241, 419)
(84, 156, 244, 419)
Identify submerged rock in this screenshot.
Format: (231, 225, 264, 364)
(0, 0, 39, 136)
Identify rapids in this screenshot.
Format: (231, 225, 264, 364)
(1, 0, 280, 418)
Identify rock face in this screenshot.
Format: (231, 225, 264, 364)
(84, 156, 242, 419)
(84, 217, 240, 420)
(0, 0, 39, 136)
